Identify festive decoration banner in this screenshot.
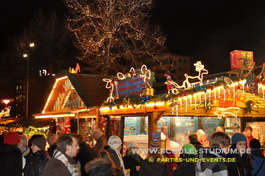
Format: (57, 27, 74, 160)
(114, 76, 146, 97)
(230, 50, 254, 70)
(103, 65, 155, 103)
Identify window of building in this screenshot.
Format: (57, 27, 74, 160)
(179, 59, 182, 63)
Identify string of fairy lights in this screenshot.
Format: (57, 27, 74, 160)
(65, 0, 166, 74)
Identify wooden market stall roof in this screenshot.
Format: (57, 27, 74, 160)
(34, 70, 109, 118)
(100, 85, 265, 118)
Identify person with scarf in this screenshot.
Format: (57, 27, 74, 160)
(43, 133, 81, 176)
(123, 141, 143, 176)
(105, 135, 126, 176)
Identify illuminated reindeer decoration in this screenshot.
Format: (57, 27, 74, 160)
(165, 61, 209, 94)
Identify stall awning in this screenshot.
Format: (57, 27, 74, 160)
(0, 117, 20, 125)
(34, 107, 98, 119)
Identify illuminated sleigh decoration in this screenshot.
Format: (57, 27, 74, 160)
(103, 65, 152, 103)
(165, 61, 209, 95)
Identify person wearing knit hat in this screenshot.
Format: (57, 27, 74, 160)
(232, 133, 247, 146)
(24, 137, 49, 176)
(182, 143, 198, 155)
(174, 143, 198, 176)
(0, 132, 22, 175)
(126, 141, 138, 149)
(4, 132, 20, 145)
(32, 137, 47, 151)
(227, 133, 252, 176)
(123, 141, 143, 176)
(105, 135, 126, 176)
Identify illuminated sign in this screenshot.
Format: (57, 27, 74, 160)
(114, 76, 146, 97)
(215, 93, 248, 108)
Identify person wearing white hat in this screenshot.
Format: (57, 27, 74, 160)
(123, 141, 143, 176)
(105, 135, 126, 176)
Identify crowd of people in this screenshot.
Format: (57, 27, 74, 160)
(0, 126, 264, 176)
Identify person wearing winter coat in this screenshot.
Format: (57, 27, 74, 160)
(93, 130, 107, 156)
(0, 132, 22, 176)
(189, 133, 203, 150)
(76, 134, 96, 176)
(42, 133, 81, 176)
(195, 132, 230, 176)
(123, 141, 143, 176)
(18, 132, 31, 171)
(85, 150, 121, 176)
(173, 143, 197, 176)
(47, 133, 57, 157)
(105, 135, 126, 176)
(227, 133, 252, 176)
(139, 140, 168, 176)
(24, 137, 49, 176)
(250, 138, 265, 176)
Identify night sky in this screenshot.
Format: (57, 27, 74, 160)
(1, 0, 265, 74)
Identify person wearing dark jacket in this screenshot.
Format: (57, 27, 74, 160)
(189, 133, 203, 150)
(76, 135, 96, 176)
(0, 132, 22, 176)
(105, 135, 126, 176)
(139, 140, 168, 176)
(227, 133, 252, 176)
(196, 132, 230, 176)
(85, 150, 121, 176)
(123, 142, 143, 176)
(93, 130, 107, 156)
(250, 138, 265, 176)
(47, 133, 57, 157)
(174, 143, 197, 176)
(42, 134, 81, 176)
(24, 137, 49, 176)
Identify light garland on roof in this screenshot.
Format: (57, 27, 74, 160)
(42, 76, 68, 113)
(35, 114, 75, 119)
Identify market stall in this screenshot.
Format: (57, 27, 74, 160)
(34, 70, 109, 139)
(100, 54, 265, 148)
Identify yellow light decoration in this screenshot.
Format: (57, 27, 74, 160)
(42, 76, 68, 113)
(35, 113, 75, 119)
(2, 99, 11, 105)
(61, 90, 73, 109)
